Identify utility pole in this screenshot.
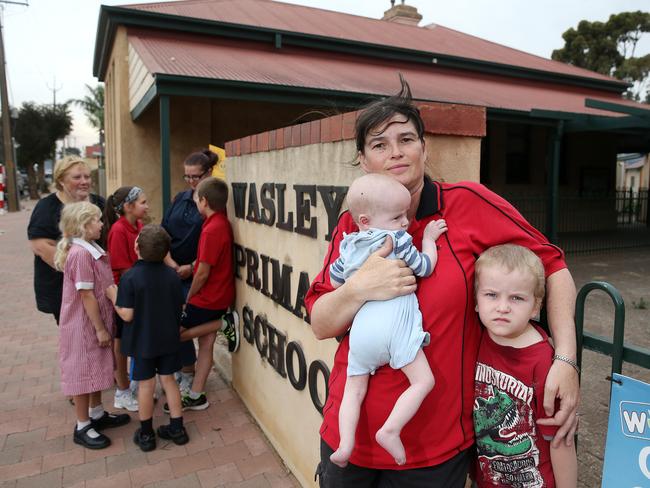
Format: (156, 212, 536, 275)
(47, 75, 62, 109)
(46, 76, 62, 165)
(0, 1, 27, 212)
(0, 12, 17, 210)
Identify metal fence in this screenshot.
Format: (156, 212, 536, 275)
(504, 188, 650, 254)
(616, 187, 648, 225)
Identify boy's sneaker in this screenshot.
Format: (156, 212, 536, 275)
(114, 390, 139, 412)
(222, 311, 240, 353)
(133, 428, 156, 452)
(157, 424, 189, 445)
(163, 393, 209, 413)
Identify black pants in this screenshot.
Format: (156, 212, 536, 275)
(315, 438, 471, 488)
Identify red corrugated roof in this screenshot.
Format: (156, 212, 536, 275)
(129, 30, 643, 117)
(121, 0, 618, 85)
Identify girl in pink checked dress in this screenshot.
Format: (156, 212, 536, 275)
(54, 201, 130, 450)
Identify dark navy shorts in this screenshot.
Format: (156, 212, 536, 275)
(180, 304, 225, 329)
(114, 314, 124, 339)
(315, 439, 471, 488)
(178, 340, 196, 367)
(131, 353, 182, 381)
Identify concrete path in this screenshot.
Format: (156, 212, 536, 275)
(566, 249, 650, 488)
(0, 202, 299, 488)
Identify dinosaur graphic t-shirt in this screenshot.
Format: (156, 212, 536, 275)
(473, 325, 558, 487)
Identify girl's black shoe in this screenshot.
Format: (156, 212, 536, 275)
(73, 424, 111, 450)
(91, 411, 131, 430)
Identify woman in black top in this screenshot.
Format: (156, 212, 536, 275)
(161, 149, 218, 384)
(27, 157, 105, 323)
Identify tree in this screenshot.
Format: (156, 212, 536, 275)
(72, 84, 104, 133)
(552, 11, 650, 102)
(72, 84, 105, 193)
(14, 101, 73, 198)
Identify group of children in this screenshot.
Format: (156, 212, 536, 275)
(55, 177, 239, 452)
(329, 173, 578, 487)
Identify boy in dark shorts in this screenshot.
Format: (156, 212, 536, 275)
(168, 177, 239, 412)
(106, 224, 189, 451)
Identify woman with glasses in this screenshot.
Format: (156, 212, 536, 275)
(162, 149, 218, 284)
(162, 149, 219, 390)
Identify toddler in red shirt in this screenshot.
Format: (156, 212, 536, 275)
(473, 245, 577, 488)
(164, 177, 240, 412)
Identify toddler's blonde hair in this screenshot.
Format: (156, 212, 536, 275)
(474, 244, 546, 301)
(54, 201, 102, 271)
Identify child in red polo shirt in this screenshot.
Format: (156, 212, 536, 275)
(164, 177, 240, 412)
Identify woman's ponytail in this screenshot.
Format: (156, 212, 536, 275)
(104, 193, 119, 229)
(184, 149, 218, 174)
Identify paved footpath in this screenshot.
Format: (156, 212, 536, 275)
(0, 203, 299, 488)
(3, 200, 650, 488)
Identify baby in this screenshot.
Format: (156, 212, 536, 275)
(329, 173, 447, 467)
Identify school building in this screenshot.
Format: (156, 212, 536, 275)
(93, 1, 650, 485)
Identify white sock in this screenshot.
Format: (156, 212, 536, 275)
(188, 390, 202, 400)
(77, 420, 100, 438)
(89, 404, 105, 420)
(116, 388, 130, 396)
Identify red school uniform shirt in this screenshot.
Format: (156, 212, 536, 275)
(188, 211, 235, 310)
(107, 216, 143, 284)
(304, 178, 568, 470)
(474, 325, 559, 487)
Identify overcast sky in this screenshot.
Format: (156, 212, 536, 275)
(2, 0, 649, 149)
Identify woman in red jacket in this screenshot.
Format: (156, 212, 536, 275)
(305, 78, 580, 487)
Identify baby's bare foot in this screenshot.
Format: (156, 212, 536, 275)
(376, 428, 406, 465)
(330, 447, 352, 468)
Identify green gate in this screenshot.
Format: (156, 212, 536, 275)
(576, 281, 650, 377)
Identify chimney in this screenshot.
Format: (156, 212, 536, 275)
(382, 0, 422, 27)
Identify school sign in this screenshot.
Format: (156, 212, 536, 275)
(602, 373, 650, 488)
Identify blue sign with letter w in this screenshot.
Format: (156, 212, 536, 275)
(620, 401, 650, 441)
(602, 374, 650, 487)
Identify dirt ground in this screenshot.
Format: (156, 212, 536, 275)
(566, 248, 650, 488)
